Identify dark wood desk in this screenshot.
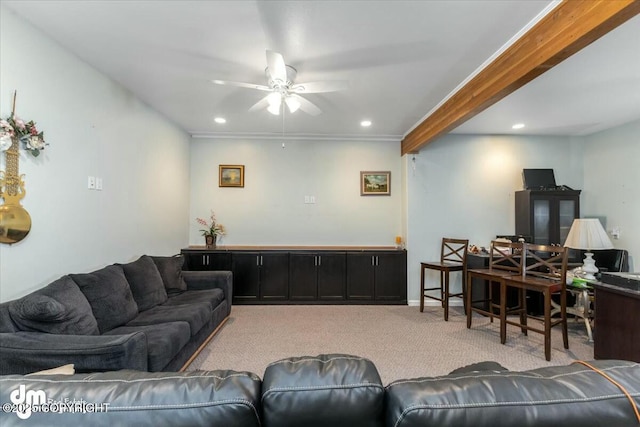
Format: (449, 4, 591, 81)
(593, 280, 640, 362)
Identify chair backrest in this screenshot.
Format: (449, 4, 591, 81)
(488, 240, 524, 274)
(520, 243, 568, 283)
(441, 238, 469, 264)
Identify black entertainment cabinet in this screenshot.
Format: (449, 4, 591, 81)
(181, 246, 407, 305)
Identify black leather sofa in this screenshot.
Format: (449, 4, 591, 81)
(0, 255, 232, 374)
(1, 354, 638, 426)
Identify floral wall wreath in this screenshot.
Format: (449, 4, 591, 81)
(0, 113, 47, 157)
(1, 90, 47, 157)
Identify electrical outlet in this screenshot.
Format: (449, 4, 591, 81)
(87, 176, 96, 189)
(304, 196, 310, 204)
(611, 227, 620, 239)
(96, 177, 103, 191)
(310, 196, 316, 204)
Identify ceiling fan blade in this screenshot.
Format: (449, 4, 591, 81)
(211, 79, 271, 91)
(291, 81, 348, 94)
(248, 94, 272, 112)
(290, 94, 322, 116)
(266, 50, 288, 83)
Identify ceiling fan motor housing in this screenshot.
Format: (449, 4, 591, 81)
(266, 65, 297, 89)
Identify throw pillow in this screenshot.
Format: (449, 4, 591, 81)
(151, 255, 187, 292)
(70, 265, 139, 333)
(27, 364, 75, 376)
(120, 255, 168, 312)
(448, 361, 509, 375)
(8, 276, 99, 335)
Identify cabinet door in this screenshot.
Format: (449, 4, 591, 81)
(346, 253, 374, 300)
(232, 252, 260, 301)
(289, 253, 318, 300)
(318, 253, 346, 300)
(557, 198, 578, 244)
(374, 252, 407, 301)
(208, 252, 232, 271)
(260, 253, 289, 300)
(532, 198, 551, 245)
(183, 253, 208, 271)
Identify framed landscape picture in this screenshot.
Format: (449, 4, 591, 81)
(360, 171, 390, 196)
(219, 165, 245, 187)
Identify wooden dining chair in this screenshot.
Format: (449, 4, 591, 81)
(502, 243, 569, 361)
(466, 240, 525, 330)
(420, 238, 468, 321)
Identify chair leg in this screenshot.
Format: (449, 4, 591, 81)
(522, 291, 528, 336)
(420, 265, 425, 313)
(443, 272, 449, 321)
(440, 271, 445, 308)
(500, 281, 507, 345)
(466, 272, 473, 328)
(488, 280, 494, 323)
(519, 288, 527, 334)
(561, 289, 569, 349)
(544, 291, 551, 361)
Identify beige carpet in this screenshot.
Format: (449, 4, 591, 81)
(188, 305, 594, 384)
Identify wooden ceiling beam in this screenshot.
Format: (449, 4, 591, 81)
(401, 0, 640, 155)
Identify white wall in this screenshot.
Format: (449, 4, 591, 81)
(0, 7, 191, 301)
(406, 134, 584, 303)
(582, 119, 640, 270)
(189, 138, 403, 246)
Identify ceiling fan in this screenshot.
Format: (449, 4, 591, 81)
(212, 50, 347, 116)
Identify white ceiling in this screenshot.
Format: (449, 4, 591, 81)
(4, 1, 639, 145)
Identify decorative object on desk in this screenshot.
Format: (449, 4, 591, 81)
(395, 235, 404, 249)
(1, 91, 47, 244)
(564, 218, 614, 280)
(196, 210, 225, 248)
(360, 171, 390, 196)
(219, 165, 244, 187)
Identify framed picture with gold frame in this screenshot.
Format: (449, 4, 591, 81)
(219, 165, 245, 187)
(360, 171, 390, 196)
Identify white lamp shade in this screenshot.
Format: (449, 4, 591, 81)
(564, 218, 614, 250)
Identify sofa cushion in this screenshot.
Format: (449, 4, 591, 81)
(448, 361, 508, 375)
(8, 276, 99, 335)
(162, 289, 224, 310)
(105, 322, 190, 372)
(125, 302, 210, 337)
(120, 255, 168, 312)
(151, 255, 187, 292)
(70, 265, 139, 333)
(262, 354, 385, 427)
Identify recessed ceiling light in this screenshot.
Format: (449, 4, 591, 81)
(360, 120, 372, 127)
(214, 117, 226, 124)
(512, 123, 525, 129)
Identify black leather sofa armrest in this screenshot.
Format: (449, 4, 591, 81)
(0, 331, 148, 375)
(183, 270, 233, 303)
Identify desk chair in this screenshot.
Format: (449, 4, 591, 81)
(466, 240, 524, 330)
(420, 238, 468, 321)
(502, 243, 569, 361)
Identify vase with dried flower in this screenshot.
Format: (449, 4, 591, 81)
(196, 211, 225, 249)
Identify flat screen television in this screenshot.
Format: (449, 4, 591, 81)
(522, 169, 556, 190)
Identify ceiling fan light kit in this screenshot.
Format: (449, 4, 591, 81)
(212, 50, 347, 116)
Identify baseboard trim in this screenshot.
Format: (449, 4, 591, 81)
(179, 315, 230, 372)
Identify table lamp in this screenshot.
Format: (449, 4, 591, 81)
(563, 218, 614, 280)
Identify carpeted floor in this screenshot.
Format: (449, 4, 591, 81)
(188, 305, 594, 384)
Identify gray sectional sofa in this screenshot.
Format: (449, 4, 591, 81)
(0, 355, 638, 426)
(0, 255, 232, 374)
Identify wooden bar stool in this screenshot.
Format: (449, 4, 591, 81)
(420, 238, 468, 321)
(502, 243, 569, 361)
(466, 240, 525, 330)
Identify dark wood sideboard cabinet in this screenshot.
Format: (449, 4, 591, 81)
(182, 247, 407, 305)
